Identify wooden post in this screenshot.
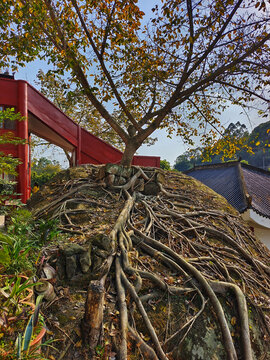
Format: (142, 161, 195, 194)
(81, 280, 105, 356)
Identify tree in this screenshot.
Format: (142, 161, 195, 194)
(202, 121, 252, 162)
(35, 69, 126, 150)
(31, 157, 62, 187)
(174, 147, 202, 171)
(174, 120, 270, 170)
(160, 159, 171, 170)
(0, 0, 269, 166)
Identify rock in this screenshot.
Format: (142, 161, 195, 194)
(105, 164, 132, 178)
(66, 255, 77, 279)
(91, 234, 113, 252)
(143, 182, 160, 196)
(117, 176, 127, 185)
(79, 251, 91, 273)
(106, 174, 115, 186)
(135, 178, 144, 192)
(95, 249, 109, 259)
(156, 171, 166, 184)
(105, 163, 120, 175)
(120, 166, 132, 178)
(97, 165, 106, 180)
(63, 243, 85, 256)
(56, 253, 66, 280)
(57, 243, 92, 280)
(92, 255, 104, 275)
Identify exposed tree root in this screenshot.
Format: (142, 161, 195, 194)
(128, 325, 159, 360)
(30, 165, 270, 359)
(115, 256, 128, 360)
(120, 264, 169, 360)
(209, 281, 252, 360)
(130, 231, 237, 360)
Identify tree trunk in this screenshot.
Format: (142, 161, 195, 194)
(120, 141, 138, 167)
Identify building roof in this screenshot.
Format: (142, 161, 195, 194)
(185, 161, 270, 219)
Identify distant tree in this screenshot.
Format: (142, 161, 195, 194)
(31, 157, 62, 187)
(174, 147, 203, 172)
(1, 0, 269, 166)
(248, 120, 270, 150)
(160, 159, 171, 171)
(224, 122, 249, 139)
(202, 121, 251, 162)
(174, 121, 251, 170)
(175, 119, 270, 171)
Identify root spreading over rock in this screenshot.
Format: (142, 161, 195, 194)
(28, 164, 270, 360)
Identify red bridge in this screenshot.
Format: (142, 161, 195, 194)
(0, 76, 160, 203)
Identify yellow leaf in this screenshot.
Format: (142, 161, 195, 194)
(267, 128, 270, 134)
(255, 141, 260, 146)
(231, 317, 237, 326)
(75, 340, 82, 348)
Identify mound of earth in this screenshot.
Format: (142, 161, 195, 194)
(28, 164, 270, 360)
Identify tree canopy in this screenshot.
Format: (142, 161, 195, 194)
(1, 0, 269, 165)
(31, 157, 62, 187)
(35, 69, 126, 150)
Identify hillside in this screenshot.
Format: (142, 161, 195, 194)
(175, 121, 270, 172)
(25, 164, 270, 360)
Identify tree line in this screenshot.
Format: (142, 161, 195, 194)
(174, 120, 270, 171)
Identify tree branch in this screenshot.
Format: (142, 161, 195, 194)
(216, 80, 269, 102)
(43, 0, 129, 143)
(71, 0, 141, 133)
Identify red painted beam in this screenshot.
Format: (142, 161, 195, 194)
(0, 77, 160, 203)
(27, 84, 78, 148)
(80, 128, 122, 164)
(133, 155, 160, 167)
(17, 81, 29, 203)
(0, 79, 18, 107)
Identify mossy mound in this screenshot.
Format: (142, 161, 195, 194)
(28, 165, 270, 360)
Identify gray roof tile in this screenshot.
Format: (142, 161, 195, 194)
(186, 162, 270, 218)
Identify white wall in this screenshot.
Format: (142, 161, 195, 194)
(253, 226, 270, 250)
(242, 209, 270, 250)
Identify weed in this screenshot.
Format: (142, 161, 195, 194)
(0, 233, 33, 274)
